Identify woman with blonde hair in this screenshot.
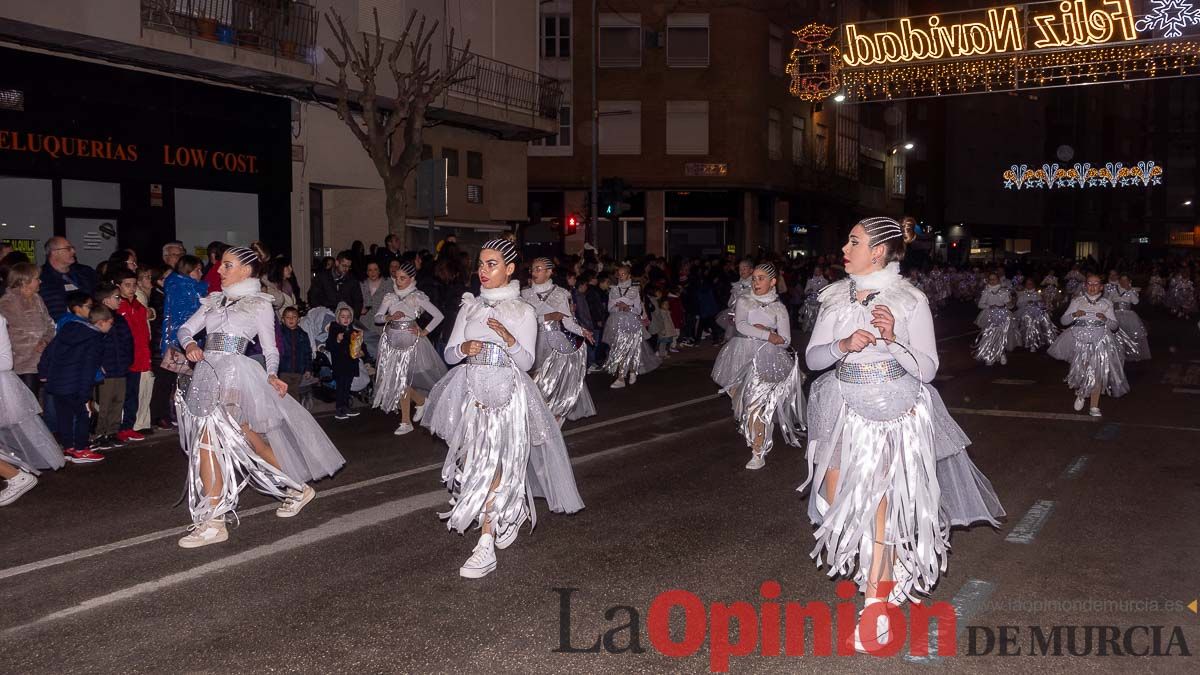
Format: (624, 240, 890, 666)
(0, 262, 56, 396)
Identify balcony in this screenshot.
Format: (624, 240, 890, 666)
(141, 0, 317, 62)
(447, 46, 562, 121)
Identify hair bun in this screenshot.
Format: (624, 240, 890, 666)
(901, 217, 918, 245)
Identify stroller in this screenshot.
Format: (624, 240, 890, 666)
(302, 306, 374, 406)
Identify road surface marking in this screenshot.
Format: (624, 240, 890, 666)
(1060, 455, 1091, 480)
(905, 579, 996, 663)
(937, 330, 979, 343)
(0, 396, 723, 583)
(1005, 500, 1056, 544)
(949, 407, 1200, 433)
(1173, 388, 1200, 394)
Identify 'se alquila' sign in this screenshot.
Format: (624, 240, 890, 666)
(841, 0, 1137, 67)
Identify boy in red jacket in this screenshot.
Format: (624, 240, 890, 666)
(113, 268, 150, 442)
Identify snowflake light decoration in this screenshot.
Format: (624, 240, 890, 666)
(1003, 161, 1164, 190)
(1136, 0, 1200, 39)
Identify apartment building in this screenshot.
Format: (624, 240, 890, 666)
(0, 0, 558, 281)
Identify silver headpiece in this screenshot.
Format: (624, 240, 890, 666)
(860, 217, 904, 248)
(481, 238, 519, 264)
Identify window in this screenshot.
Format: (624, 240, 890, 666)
(599, 101, 641, 155)
(836, 107, 859, 179)
(791, 116, 805, 165)
(666, 101, 709, 155)
(768, 108, 782, 160)
(769, 24, 784, 76)
(467, 184, 483, 204)
(467, 151, 483, 179)
(860, 156, 885, 188)
(531, 105, 573, 148)
(542, 15, 570, 59)
(442, 148, 459, 177)
(599, 14, 641, 68)
(421, 144, 433, 161)
(1075, 241, 1099, 259)
(815, 124, 829, 168)
(667, 14, 709, 67)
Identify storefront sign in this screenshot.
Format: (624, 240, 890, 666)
(841, 1, 1137, 68)
(685, 162, 729, 177)
(0, 129, 260, 176)
(2, 238, 37, 262)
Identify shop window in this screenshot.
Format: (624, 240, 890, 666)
(0, 176, 52, 264)
(467, 151, 483, 179)
(599, 14, 641, 68)
(667, 14, 709, 67)
(62, 180, 120, 210)
(175, 188, 259, 252)
(442, 148, 459, 177)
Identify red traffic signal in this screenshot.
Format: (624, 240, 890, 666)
(565, 213, 579, 236)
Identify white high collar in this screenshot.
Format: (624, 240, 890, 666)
(617, 279, 632, 289)
(223, 278, 263, 299)
(849, 262, 901, 292)
(531, 280, 555, 294)
(392, 282, 417, 299)
(480, 280, 520, 303)
(749, 289, 778, 304)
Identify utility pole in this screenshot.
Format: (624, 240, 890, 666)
(590, 0, 598, 247)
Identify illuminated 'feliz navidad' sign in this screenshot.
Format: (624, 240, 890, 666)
(841, 0, 1139, 68)
(1003, 161, 1164, 190)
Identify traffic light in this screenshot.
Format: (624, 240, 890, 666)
(565, 213, 579, 236)
(600, 177, 632, 220)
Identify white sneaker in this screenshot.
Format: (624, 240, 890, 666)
(587, 364, 604, 373)
(459, 533, 497, 578)
(412, 404, 426, 423)
(628, 372, 637, 385)
(0, 471, 38, 506)
(276, 485, 316, 518)
(1000, 354, 1007, 365)
(1088, 407, 1102, 417)
(852, 598, 892, 654)
(1073, 396, 1085, 411)
(394, 422, 414, 435)
(178, 518, 228, 548)
(745, 454, 766, 470)
(495, 510, 529, 550)
(610, 378, 626, 389)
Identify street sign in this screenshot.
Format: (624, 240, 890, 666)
(416, 158, 448, 217)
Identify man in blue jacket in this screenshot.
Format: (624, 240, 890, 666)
(38, 292, 107, 463)
(39, 237, 99, 320)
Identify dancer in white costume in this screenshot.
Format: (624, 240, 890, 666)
(716, 259, 754, 344)
(0, 314, 65, 506)
(522, 258, 596, 425)
(801, 217, 1004, 653)
(175, 247, 346, 548)
(421, 239, 584, 578)
(372, 262, 447, 435)
(797, 266, 829, 334)
(1105, 274, 1150, 362)
(724, 264, 805, 470)
(1048, 274, 1130, 417)
(1014, 278, 1059, 352)
(602, 265, 661, 389)
(972, 272, 1017, 366)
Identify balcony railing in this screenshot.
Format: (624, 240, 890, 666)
(448, 46, 562, 120)
(141, 0, 317, 62)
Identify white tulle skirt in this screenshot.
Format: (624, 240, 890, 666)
(176, 352, 346, 524)
(1015, 305, 1060, 352)
(602, 311, 661, 377)
(422, 360, 585, 535)
(711, 336, 759, 392)
(371, 327, 448, 413)
(1113, 310, 1151, 361)
(801, 368, 1005, 603)
(533, 331, 596, 421)
(1048, 325, 1130, 398)
(0, 371, 63, 475)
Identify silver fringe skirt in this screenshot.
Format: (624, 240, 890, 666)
(1113, 309, 1150, 361)
(1015, 305, 1060, 352)
(801, 364, 1005, 603)
(602, 311, 661, 377)
(1048, 324, 1131, 398)
(0, 371, 63, 475)
(972, 308, 1017, 364)
(176, 352, 346, 524)
(729, 343, 805, 455)
(421, 354, 585, 535)
(371, 323, 448, 413)
(533, 326, 596, 421)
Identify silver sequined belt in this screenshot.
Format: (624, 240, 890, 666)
(1071, 318, 1108, 328)
(1113, 302, 1132, 311)
(539, 319, 564, 333)
(386, 319, 415, 331)
(206, 333, 249, 355)
(836, 359, 907, 384)
(466, 341, 510, 367)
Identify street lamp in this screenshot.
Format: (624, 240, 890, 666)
(833, 92, 846, 102)
(1184, 200, 1192, 206)
(890, 141, 916, 155)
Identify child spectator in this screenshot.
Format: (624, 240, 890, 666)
(113, 268, 151, 441)
(37, 293, 106, 463)
(667, 285, 687, 349)
(93, 283, 133, 450)
(278, 306, 313, 404)
(649, 296, 679, 358)
(325, 302, 362, 420)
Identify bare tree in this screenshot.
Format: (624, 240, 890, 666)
(324, 8, 472, 250)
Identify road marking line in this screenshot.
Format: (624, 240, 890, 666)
(1173, 388, 1200, 394)
(905, 579, 996, 663)
(1060, 455, 1090, 480)
(1005, 500, 1056, 544)
(937, 330, 979, 343)
(0, 403, 725, 583)
(949, 407, 1200, 433)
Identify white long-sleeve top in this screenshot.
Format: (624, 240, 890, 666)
(1015, 289, 1043, 309)
(734, 293, 791, 346)
(522, 281, 585, 336)
(0, 314, 13, 372)
(977, 285, 1012, 309)
(443, 281, 536, 372)
(608, 282, 644, 317)
(727, 276, 753, 308)
(805, 272, 939, 383)
(1060, 294, 1118, 330)
(374, 285, 444, 335)
(1105, 286, 1140, 307)
(177, 279, 280, 375)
